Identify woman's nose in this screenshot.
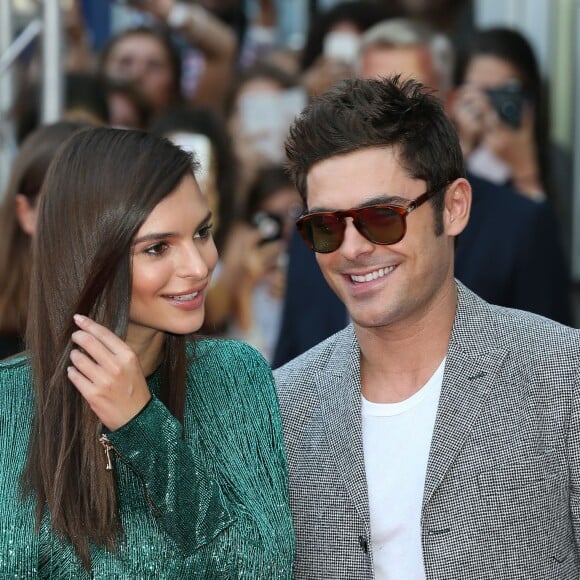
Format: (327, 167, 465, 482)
(177, 242, 211, 279)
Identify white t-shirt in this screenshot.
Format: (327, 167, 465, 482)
(361, 358, 445, 579)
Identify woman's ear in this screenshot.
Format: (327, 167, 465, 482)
(14, 194, 38, 236)
(444, 178, 471, 236)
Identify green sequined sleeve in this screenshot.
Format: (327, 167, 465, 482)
(106, 395, 236, 554)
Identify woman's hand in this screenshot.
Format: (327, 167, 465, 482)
(481, 103, 544, 199)
(450, 84, 490, 156)
(453, 84, 544, 199)
(68, 314, 152, 431)
(125, 0, 174, 21)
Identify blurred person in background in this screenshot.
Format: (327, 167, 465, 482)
(99, 26, 185, 114)
(451, 26, 573, 246)
(238, 0, 301, 75)
(226, 61, 306, 200)
(99, 0, 237, 114)
(300, 1, 402, 98)
(13, 72, 110, 145)
(225, 165, 301, 362)
(395, 0, 474, 54)
(0, 120, 90, 360)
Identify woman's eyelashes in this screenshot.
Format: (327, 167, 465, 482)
(194, 223, 213, 240)
(143, 241, 169, 257)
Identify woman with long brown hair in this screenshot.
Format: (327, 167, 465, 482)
(0, 127, 294, 576)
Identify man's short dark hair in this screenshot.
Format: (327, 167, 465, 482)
(285, 75, 465, 233)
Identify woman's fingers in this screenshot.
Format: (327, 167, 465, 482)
(73, 314, 125, 354)
(67, 361, 95, 396)
(68, 314, 151, 431)
(69, 347, 102, 385)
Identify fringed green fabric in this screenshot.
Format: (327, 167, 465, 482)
(0, 340, 294, 578)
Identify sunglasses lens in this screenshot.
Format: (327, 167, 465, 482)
(297, 214, 344, 253)
(357, 206, 405, 244)
(297, 205, 407, 252)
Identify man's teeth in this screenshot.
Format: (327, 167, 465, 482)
(168, 291, 199, 301)
(350, 266, 395, 283)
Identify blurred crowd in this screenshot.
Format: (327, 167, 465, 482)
(0, 0, 575, 364)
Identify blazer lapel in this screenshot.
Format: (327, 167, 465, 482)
(316, 327, 371, 527)
(423, 283, 508, 507)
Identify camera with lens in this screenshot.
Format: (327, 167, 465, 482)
(251, 211, 283, 245)
(485, 80, 530, 129)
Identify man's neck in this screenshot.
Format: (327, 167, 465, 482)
(356, 284, 456, 404)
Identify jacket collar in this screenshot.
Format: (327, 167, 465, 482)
(315, 326, 371, 526)
(314, 281, 508, 522)
(423, 282, 508, 506)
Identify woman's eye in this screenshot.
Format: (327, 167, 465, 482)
(144, 242, 168, 256)
(194, 224, 213, 240)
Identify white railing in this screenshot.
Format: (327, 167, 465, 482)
(0, 0, 63, 197)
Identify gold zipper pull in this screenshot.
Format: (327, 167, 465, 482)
(99, 434, 114, 470)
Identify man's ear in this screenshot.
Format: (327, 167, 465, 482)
(14, 194, 38, 236)
(443, 178, 471, 236)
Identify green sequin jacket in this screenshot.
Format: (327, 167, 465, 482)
(0, 339, 294, 578)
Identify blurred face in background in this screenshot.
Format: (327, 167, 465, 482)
(231, 77, 306, 165)
(464, 55, 522, 90)
(259, 185, 302, 243)
(360, 44, 439, 91)
(104, 33, 175, 112)
(166, 132, 220, 233)
(14, 194, 39, 237)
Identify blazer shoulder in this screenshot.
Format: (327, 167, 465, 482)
(274, 326, 355, 388)
(487, 302, 580, 356)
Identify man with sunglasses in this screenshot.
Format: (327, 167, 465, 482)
(274, 75, 580, 579)
(273, 18, 572, 369)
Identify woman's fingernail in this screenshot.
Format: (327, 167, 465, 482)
(73, 314, 86, 324)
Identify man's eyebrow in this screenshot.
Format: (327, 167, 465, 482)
(132, 211, 212, 245)
(308, 194, 408, 213)
(358, 194, 408, 208)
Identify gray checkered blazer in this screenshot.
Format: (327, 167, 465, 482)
(274, 281, 580, 579)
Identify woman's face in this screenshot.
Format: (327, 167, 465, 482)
(259, 185, 302, 242)
(14, 194, 40, 237)
(104, 33, 176, 112)
(128, 174, 218, 345)
(166, 132, 220, 232)
(464, 54, 522, 90)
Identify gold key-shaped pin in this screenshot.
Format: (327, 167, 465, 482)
(99, 434, 114, 470)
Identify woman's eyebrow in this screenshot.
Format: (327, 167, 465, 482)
(132, 211, 212, 245)
(132, 231, 176, 245)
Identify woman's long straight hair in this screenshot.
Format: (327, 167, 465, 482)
(21, 127, 196, 568)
